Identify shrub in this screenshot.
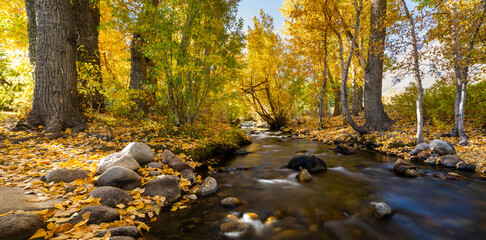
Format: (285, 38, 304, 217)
(387, 79, 485, 128)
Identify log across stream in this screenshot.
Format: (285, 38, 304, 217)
(145, 130, 486, 240)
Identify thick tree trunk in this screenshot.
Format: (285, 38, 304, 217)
(401, 0, 424, 144)
(25, 0, 85, 133)
(25, 0, 36, 65)
(363, 0, 392, 131)
(74, 0, 104, 112)
(129, 33, 149, 115)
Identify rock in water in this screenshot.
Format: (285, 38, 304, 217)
(143, 175, 181, 203)
(429, 139, 456, 156)
(197, 177, 218, 197)
(121, 142, 154, 165)
(96, 167, 141, 190)
(220, 197, 243, 208)
(44, 168, 90, 183)
(393, 159, 419, 177)
(69, 205, 120, 225)
(368, 202, 393, 219)
(96, 226, 140, 238)
(287, 154, 327, 173)
(439, 155, 463, 168)
(235, 149, 251, 155)
(410, 143, 429, 155)
(0, 214, 42, 240)
(334, 144, 356, 155)
(296, 169, 313, 182)
(457, 162, 476, 172)
(89, 186, 133, 208)
(96, 152, 140, 175)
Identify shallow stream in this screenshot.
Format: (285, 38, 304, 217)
(145, 130, 486, 240)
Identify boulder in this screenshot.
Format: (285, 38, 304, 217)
(168, 158, 194, 172)
(161, 150, 178, 165)
(143, 175, 181, 202)
(89, 186, 133, 208)
(286, 154, 327, 173)
(96, 152, 140, 175)
(69, 205, 119, 225)
(457, 162, 476, 172)
(235, 149, 251, 155)
(149, 171, 161, 176)
(425, 157, 438, 165)
(0, 214, 42, 240)
(196, 177, 218, 197)
(146, 162, 163, 169)
(220, 197, 243, 208)
(429, 139, 456, 156)
(96, 226, 140, 238)
(334, 144, 356, 155)
(121, 142, 154, 165)
(109, 237, 136, 240)
(296, 169, 313, 182)
(220, 220, 246, 233)
(410, 143, 429, 155)
(96, 167, 141, 190)
(181, 169, 196, 184)
(44, 168, 89, 183)
(393, 159, 418, 178)
(368, 202, 393, 219)
(439, 155, 463, 168)
(161, 150, 194, 172)
(404, 169, 420, 178)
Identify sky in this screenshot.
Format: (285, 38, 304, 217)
(236, 0, 286, 33)
(236, 0, 418, 34)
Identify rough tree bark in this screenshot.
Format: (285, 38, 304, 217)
(129, 33, 149, 114)
(363, 0, 392, 131)
(24, 0, 36, 65)
(401, 0, 424, 144)
(129, 0, 159, 116)
(25, 0, 85, 133)
(74, 0, 104, 112)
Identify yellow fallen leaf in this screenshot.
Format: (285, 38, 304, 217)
(46, 222, 56, 230)
(29, 228, 46, 239)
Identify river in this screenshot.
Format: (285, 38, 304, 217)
(145, 130, 486, 240)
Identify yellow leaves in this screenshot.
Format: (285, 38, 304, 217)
(138, 222, 150, 231)
(29, 228, 47, 239)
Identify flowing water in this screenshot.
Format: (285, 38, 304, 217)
(145, 130, 486, 240)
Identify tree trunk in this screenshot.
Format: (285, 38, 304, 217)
(352, 68, 359, 116)
(25, 0, 85, 133)
(74, 0, 104, 112)
(129, 33, 149, 115)
(318, 37, 328, 126)
(25, 0, 36, 65)
(333, 88, 341, 117)
(363, 0, 392, 131)
(401, 0, 424, 144)
(335, 0, 367, 134)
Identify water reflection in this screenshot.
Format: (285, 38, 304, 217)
(146, 132, 486, 240)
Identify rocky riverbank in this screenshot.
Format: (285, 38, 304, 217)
(282, 116, 486, 178)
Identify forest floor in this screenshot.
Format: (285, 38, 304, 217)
(289, 113, 486, 175)
(0, 111, 247, 239)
